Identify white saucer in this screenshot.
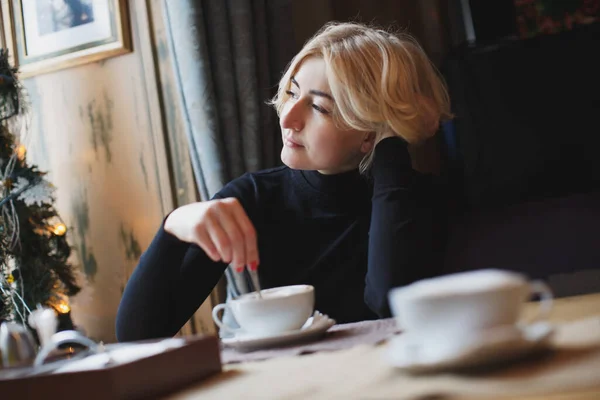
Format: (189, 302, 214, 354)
(385, 322, 554, 373)
(221, 311, 336, 352)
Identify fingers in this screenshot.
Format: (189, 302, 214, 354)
(193, 198, 259, 269)
(194, 226, 220, 262)
(215, 202, 246, 270)
(229, 200, 259, 270)
(203, 212, 232, 263)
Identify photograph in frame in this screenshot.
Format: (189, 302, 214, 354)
(5, 0, 131, 77)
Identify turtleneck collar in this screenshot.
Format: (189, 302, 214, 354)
(298, 168, 370, 197)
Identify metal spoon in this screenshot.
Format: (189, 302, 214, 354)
(248, 268, 263, 299)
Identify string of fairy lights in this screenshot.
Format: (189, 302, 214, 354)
(0, 142, 71, 322)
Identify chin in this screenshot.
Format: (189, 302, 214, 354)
(281, 149, 312, 170)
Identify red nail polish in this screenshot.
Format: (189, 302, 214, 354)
(234, 266, 244, 273)
(248, 261, 259, 271)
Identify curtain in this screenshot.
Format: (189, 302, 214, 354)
(162, 1, 297, 331)
(163, 0, 296, 200)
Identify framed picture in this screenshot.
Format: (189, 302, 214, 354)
(0, 0, 131, 78)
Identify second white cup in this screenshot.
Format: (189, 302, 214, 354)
(388, 269, 553, 348)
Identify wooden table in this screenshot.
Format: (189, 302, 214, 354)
(167, 293, 600, 400)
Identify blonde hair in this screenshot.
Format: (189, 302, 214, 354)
(270, 22, 452, 171)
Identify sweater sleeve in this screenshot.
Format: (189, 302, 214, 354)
(115, 221, 227, 342)
(364, 136, 444, 318)
(116, 174, 260, 342)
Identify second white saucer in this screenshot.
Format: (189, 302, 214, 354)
(385, 322, 554, 373)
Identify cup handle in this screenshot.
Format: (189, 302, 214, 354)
(34, 330, 99, 367)
(211, 303, 239, 333)
(528, 280, 553, 323)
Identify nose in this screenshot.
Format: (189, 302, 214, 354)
(280, 99, 304, 132)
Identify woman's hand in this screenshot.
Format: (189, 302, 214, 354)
(164, 198, 259, 271)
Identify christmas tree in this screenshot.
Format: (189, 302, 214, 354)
(0, 49, 80, 329)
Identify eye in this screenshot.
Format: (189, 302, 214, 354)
(312, 104, 330, 115)
(285, 90, 299, 99)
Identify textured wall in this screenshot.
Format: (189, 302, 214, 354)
(19, 1, 186, 343)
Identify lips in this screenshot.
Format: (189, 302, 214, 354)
(284, 136, 303, 148)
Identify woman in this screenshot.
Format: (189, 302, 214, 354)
(116, 22, 452, 342)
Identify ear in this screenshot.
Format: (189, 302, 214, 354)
(360, 132, 376, 154)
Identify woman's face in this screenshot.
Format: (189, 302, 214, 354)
(279, 57, 373, 174)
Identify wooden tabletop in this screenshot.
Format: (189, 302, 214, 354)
(167, 293, 600, 400)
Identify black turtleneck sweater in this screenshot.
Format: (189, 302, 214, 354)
(116, 137, 446, 342)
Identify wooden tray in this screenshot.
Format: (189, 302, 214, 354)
(0, 335, 222, 399)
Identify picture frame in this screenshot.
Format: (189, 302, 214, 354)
(0, 0, 15, 68)
(0, 0, 131, 78)
(0, 4, 5, 49)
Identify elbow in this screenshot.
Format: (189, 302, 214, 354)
(115, 299, 154, 343)
(115, 299, 177, 342)
(115, 303, 137, 342)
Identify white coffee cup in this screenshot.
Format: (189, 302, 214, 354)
(388, 269, 553, 350)
(212, 285, 315, 336)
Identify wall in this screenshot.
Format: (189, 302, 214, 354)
(20, 0, 207, 343)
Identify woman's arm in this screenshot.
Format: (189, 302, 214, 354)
(364, 136, 444, 317)
(115, 222, 227, 342)
(116, 174, 260, 342)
